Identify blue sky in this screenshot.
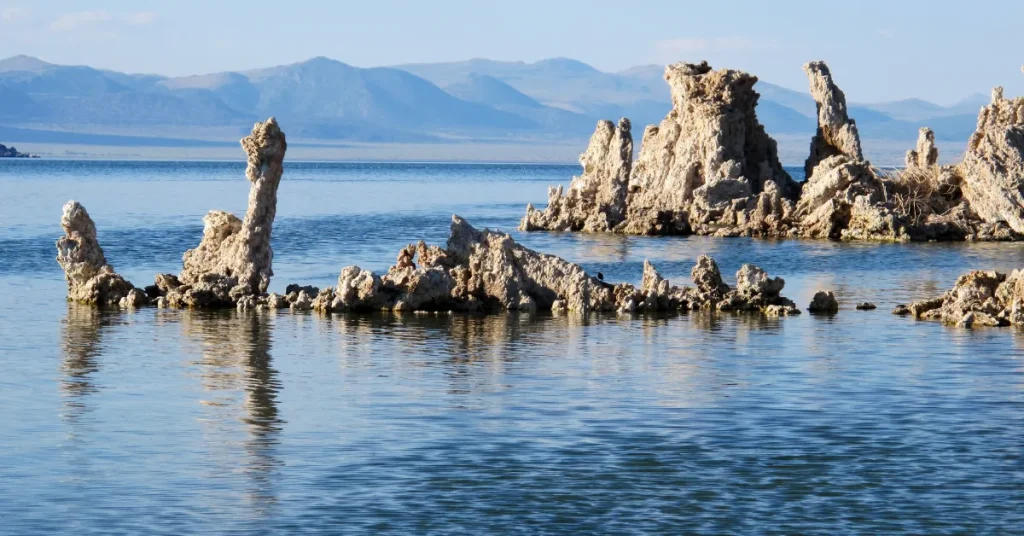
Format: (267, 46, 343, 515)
(1, 0, 1022, 104)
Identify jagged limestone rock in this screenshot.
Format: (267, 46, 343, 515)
(894, 269, 1024, 327)
(906, 128, 939, 169)
(521, 118, 633, 232)
(797, 62, 908, 241)
(957, 83, 1024, 234)
(803, 61, 864, 178)
(55, 201, 138, 307)
(621, 61, 799, 236)
(312, 216, 797, 316)
(171, 118, 287, 307)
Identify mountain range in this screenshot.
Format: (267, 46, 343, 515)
(0, 54, 991, 150)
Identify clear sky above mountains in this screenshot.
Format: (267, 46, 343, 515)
(1, 0, 1022, 104)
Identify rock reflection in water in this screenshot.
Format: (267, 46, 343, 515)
(181, 309, 282, 514)
(60, 303, 106, 417)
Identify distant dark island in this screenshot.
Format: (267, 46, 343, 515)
(0, 143, 37, 158)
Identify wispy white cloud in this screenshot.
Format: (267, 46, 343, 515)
(122, 12, 158, 26)
(0, 6, 32, 23)
(49, 10, 158, 33)
(655, 36, 772, 54)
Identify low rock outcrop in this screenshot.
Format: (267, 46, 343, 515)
(55, 201, 139, 307)
(521, 119, 633, 232)
(893, 269, 1024, 327)
(311, 217, 797, 316)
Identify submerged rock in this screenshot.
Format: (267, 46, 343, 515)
(168, 118, 287, 308)
(521, 118, 633, 232)
(808, 291, 839, 314)
(893, 269, 1024, 327)
(55, 201, 138, 307)
(856, 302, 877, 311)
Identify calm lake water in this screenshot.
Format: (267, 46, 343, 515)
(2, 159, 1024, 534)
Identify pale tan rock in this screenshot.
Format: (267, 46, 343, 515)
(55, 201, 137, 306)
(892, 269, 1024, 327)
(957, 82, 1024, 234)
(803, 61, 864, 178)
(521, 119, 633, 232)
(623, 61, 799, 236)
(179, 118, 287, 302)
(905, 128, 939, 169)
(313, 216, 795, 317)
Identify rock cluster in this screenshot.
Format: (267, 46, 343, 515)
(521, 60, 1024, 243)
(55, 118, 800, 318)
(522, 61, 800, 237)
(893, 270, 1024, 327)
(310, 219, 799, 316)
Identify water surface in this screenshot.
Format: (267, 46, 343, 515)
(1, 160, 1023, 534)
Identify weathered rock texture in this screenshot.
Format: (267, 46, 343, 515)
(893, 270, 1024, 327)
(521, 119, 633, 232)
(313, 216, 798, 316)
(622, 61, 800, 237)
(520, 61, 800, 238)
(163, 118, 287, 308)
(55, 201, 139, 307)
(520, 60, 1024, 243)
(803, 61, 864, 176)
(957, 85, 1024, 234)
(906, 128, 938, 170)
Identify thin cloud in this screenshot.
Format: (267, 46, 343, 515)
(49, 10, 158, 32)
(0, 7, 31, 23)
(656, 36, 778, 54)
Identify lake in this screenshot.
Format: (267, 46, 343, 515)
(2, 159, 1023, 534)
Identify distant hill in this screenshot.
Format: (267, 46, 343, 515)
(0, 54, 992, 152)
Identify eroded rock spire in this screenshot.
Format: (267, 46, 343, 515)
(803, 61, 865, 178)
(520, 118, 633, 232)
(957, 81, 1024, 233)
(620, 61, 799, 236)
(176, 118, 287, 305)
(56, 201, 142, 307)
(905, 127, 939, 169)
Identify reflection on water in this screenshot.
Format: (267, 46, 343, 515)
(60, 304, 104, 415)
(182, 309, 283, 515)
(7, 161, 1024, 532)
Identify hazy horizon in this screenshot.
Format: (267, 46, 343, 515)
(2, 1, 1023, 105)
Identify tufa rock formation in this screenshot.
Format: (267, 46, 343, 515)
(521, 60, 1024, 242)
(622, 61, 800, 237)
(957, 84, 1024, 234)
(313, 216, 799, 316)
(521, 118, 633, 232)
(55, 201, 141, 307)
(520, 61, 800, 238)
(56, 117, 800, 318)
(160, 118, 287, 308)
(905, 127, 939, 170)
(893, 269, 1024, 327)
